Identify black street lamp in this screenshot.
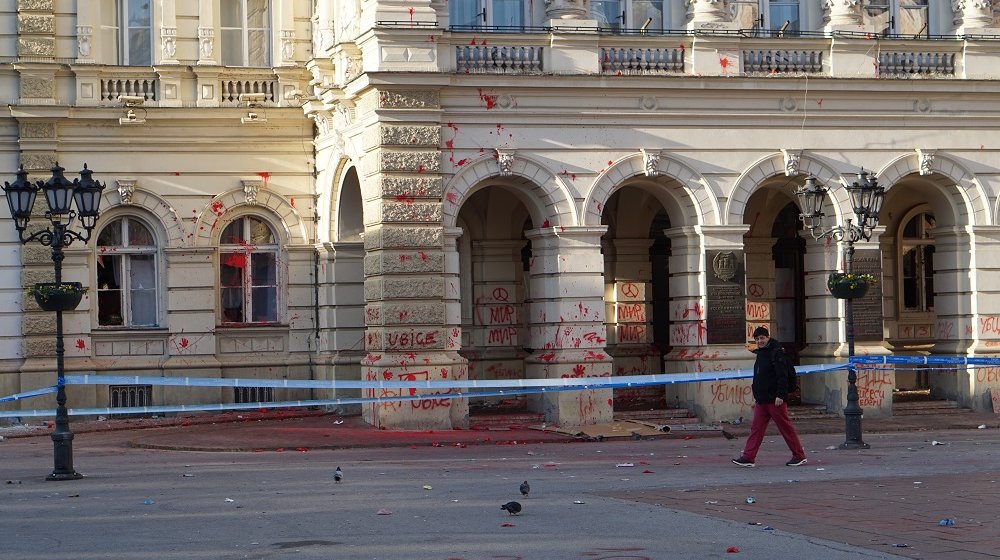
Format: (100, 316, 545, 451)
(3, 163, 105, 480)
(796, 171, 885, 450)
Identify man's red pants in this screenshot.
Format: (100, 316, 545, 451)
(740, 401, 805, 462)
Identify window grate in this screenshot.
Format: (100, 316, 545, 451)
(234, 386, 274, 404)
(109, 384, 152, 417)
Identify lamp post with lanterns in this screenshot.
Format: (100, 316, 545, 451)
(3, 163, 105, 480)
(796, 170, 885, 450)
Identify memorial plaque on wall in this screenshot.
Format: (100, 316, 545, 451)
(851, 249, 884, 342)
(706, 250, 746, 344)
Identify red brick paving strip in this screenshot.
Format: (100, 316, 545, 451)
(604, 473, 1000, 559)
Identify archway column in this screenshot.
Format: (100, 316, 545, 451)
(359, 88, 467, 430)
(964, 226, 1000, 411)
(929, 226, 976, 405)
(665, 225, 752, 423)
(524, 226, 612, 426)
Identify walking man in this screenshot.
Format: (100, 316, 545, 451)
(732, 326, 807, 467)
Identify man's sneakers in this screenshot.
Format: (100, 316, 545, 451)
(786, 457, 808, 467)
(731, 457, 755, 468)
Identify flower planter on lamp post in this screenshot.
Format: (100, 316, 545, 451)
(827, 272, 875, 300)
(3, 164, 105, 481)
(797, 172, 885, 450)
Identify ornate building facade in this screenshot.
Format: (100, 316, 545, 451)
(4, 0, 1000, 429)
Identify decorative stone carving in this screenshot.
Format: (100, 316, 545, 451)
(377, 90, 440, 109)
(781, 149, 802, 176)
(76, 25, 92, 58)
(544, 0, 587, 19)
(496, 150, 514, 176)
(687, 0, 727, 25)
(951, 0, 994, 32)
(242, 179, 263, 205)
(641, 149, 660, 177)
(19, 122, 55, 138)
(20, 76, 53, 98)
(161, 27, 177, 59)
(18, 37, 55, 57)
(916, 149, 936, 175)
(18, 14, 55, 34)
(20, 152, 57, 171)
(281, 30, 295, 63)
(116, 180, 137, 205)
(823, 0, 863, 28)
(198, 27, 214, 60)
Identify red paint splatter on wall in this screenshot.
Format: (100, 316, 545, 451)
(75, 339, 86, 350)
(395, 194, 415, 204)
(179, 338, 189, 349)
(418, 251, 428, 260)
(289, 197, 295, 207)
(211, 201, 225, 216)
(541, 219, 550, 228)
(417, 164, 426, 173)
(478, 89, 498, 109)
(719, 57, 730, 70)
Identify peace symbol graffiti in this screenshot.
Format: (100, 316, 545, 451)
(748, 283, 764, 298)
(620, 282, 640, 299)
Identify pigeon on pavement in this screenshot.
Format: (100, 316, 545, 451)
(334, 466, 343, 483)
(519, 480, 530, 497)
(501, 501, 522, 515)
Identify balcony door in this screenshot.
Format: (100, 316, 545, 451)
(450, 0, 529, 29)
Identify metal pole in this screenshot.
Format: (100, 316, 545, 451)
(46, 221, 82, 481)
(840, 220, 869, 450)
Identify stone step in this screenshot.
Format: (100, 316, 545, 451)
(892, 400, 962, 411)
(469, 413, 544, 430)
(614, 408, 694, 422)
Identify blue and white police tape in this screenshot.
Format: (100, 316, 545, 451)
(851, 355, 1000, 366)
(0, 363, 846, 418)
(0, 385, 58, 404)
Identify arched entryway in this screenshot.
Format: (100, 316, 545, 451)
(743, 177, 808, 403)
(601, 185, 672, 411)
(456, 185, 534, 418)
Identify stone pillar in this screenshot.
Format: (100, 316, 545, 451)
(525, 226, 612, 426)
(929, 226, 975, 401)
(686, 0, 730, 29)
(965, 226, 1000, 411)
(277, 0, 296, 66)
(443, 228, 469, 428)
(158, 0, 179, 65)
(197, 0, 218, 66)
(951, 0, 996, 34)
(75, 2, 96, 64)
(467, 240, 527, 409)
(823, 0, 864, 31)
(743, 236, 776, 340)
(17, 2, 55, 59)
(546, 0, 588, 19)
(360, 89, 467, 430)
(666, 226, 752, 423)
(318, 242, 365, 411)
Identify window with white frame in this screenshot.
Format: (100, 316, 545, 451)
(863, 0, 931, 36)
(730, 0, 800, 34)
(219, 216, 280, 324)
(96, 216, 159, 327)
(590, 0, 687, 32)
(221, 0, 271, 66)
(99, 0, 153, 65)
(450, 0, 530, 29)
(899, 211, 935, 312)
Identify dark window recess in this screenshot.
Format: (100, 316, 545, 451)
(109, 384, 152, 417)
(234, 386, 274, 404)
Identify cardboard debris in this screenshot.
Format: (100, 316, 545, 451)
(531, 420, 726, 440)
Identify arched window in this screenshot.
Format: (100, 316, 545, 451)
(96, 216, 159, 327)
(899, 211, 935, 312)
(219, 215, 280, 324)
(222, 0, 272, 66)
(99, 0, 152, 65)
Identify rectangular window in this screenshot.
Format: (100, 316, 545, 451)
(222, 0, 271, 67)
(126, 0, 152, 65)
(591, 0, 625, 29)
